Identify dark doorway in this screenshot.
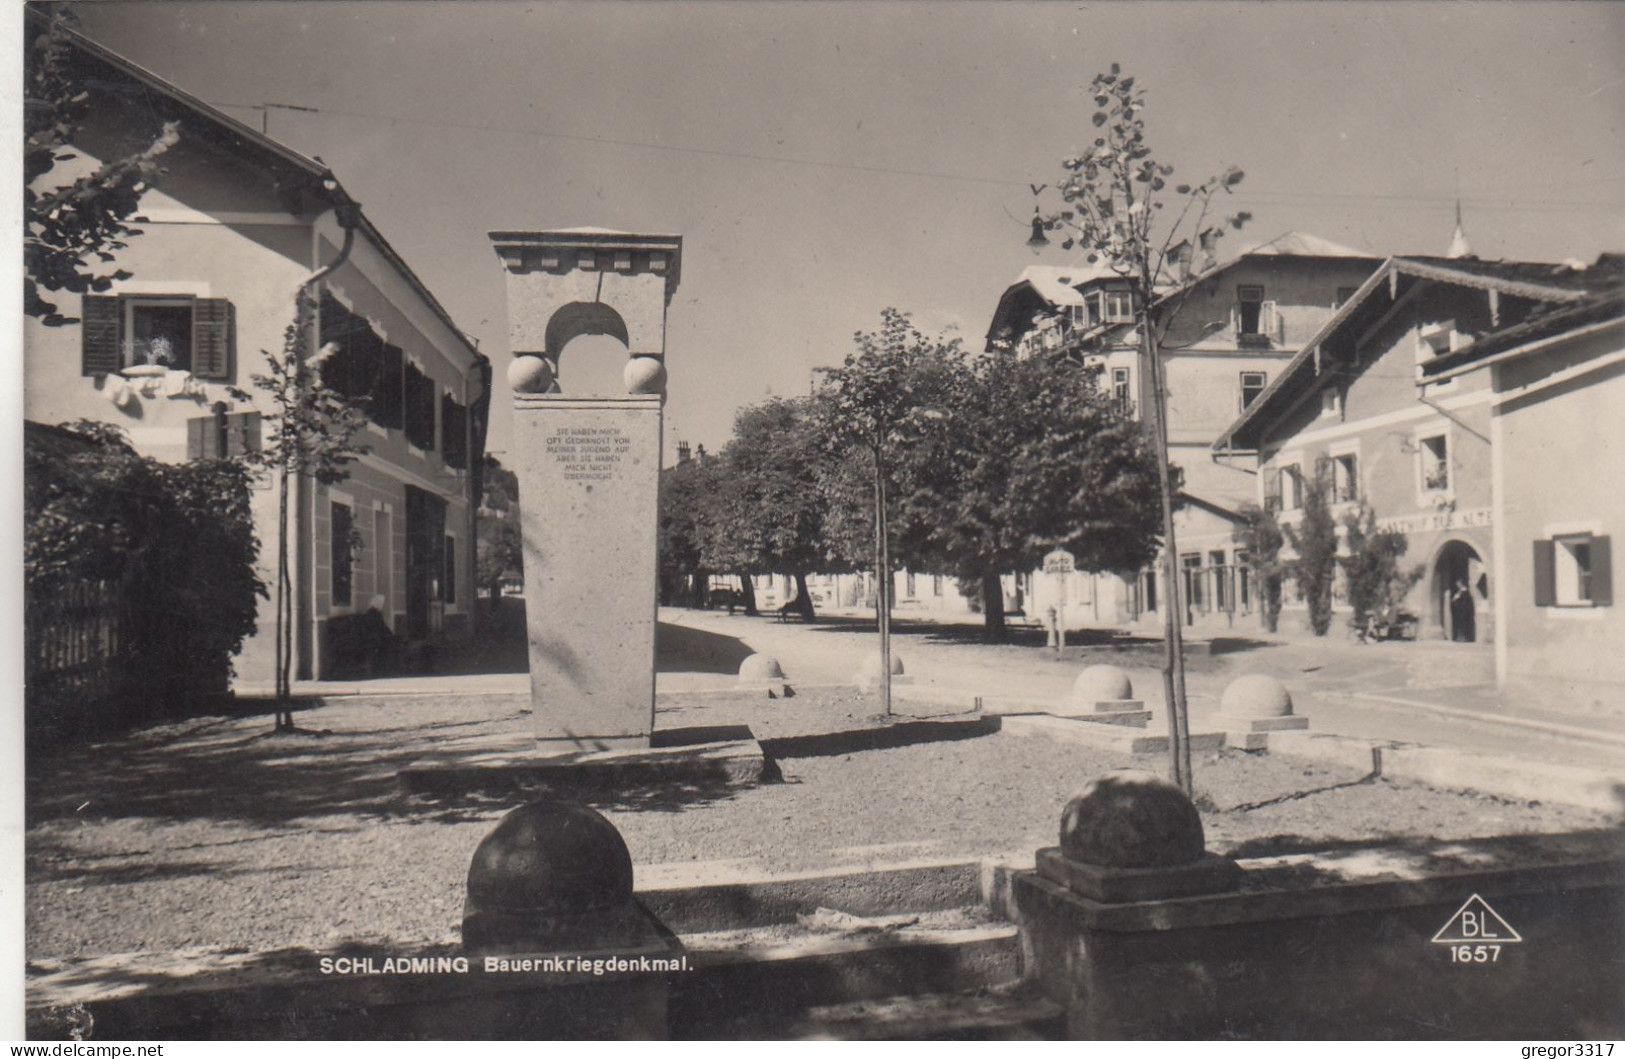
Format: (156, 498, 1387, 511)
(1433, 539, 1484, 642)
(405, 486, 447, 641)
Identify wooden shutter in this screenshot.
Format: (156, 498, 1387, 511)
(1532, 539, 1556, 607)
(192, 298, 233, 379)
(81, 295, 122, 375)
(1314, 454, 1332, 486)
(1263, 468, 1282, 512)
(377, 345, 404, 430)
(227, 411, 262, 456)
(187, 415, 212, 461)
(1590, 536, 1613, 606)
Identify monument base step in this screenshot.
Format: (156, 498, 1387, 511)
(399, 726, 768, 794)
(998, 713, 1225, 755)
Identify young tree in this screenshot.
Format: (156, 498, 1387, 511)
(1238, 503, 1286, 634)
(1029, 63, 1252, 793)
(231, 292, 369, 728)
(819, 310, 957, 715)
(25, 7, 179, 326)
(897, 349, 1164, 639)
(1285, 478, 1338, 636)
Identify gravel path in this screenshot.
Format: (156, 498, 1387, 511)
(24, 687, 1616, 961)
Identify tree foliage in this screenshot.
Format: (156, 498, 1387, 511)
(25, 422, 264, 727)
(25, 8, 179, 325)
(1341, 502, 1424, 636)
(1285, 477, 1338, 636)
(476, 455, 523, 604)
(1238, 503, 1286, 634)
(892, 347, 1164, 637)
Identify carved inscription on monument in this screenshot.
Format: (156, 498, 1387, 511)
(546, 426, 631, 482)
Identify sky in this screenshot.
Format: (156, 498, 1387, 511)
(56, 0, 1625, 460)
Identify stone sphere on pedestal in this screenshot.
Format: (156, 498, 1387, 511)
(507, 354, 555, 394)
(623, 356, 667, 396)
(1072, 664, 1134, 703)
(1219, 673, 1295, 720)
(1060, 769, 1206, 868)
(738, 653, 786, 682)
(859, 652, 906, 678)
(463, 800, 639, 953)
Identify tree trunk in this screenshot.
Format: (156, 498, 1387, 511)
(738, 574, 759, 616)
(1142, 325, 1193, 794)
(980, 572, 1007, 640)
(793, 571, 817, 621)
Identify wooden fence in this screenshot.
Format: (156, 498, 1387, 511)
(25, 580, 127, 738)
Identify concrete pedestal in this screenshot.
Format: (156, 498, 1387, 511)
(513, 393, 662, 748)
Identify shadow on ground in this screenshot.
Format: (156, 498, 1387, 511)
(656, 622, 756, 675)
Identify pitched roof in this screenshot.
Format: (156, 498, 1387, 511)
(1231, 231, 1372, 259)
(33, 10, 484, 368)
(1422, 264, 1625, 379)
(1214, 253, 1616, 450)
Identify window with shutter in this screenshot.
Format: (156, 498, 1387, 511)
(191, 298, 233, 379)
(81, 295, 123, 375)
(331, 502, 355, 609)
(1263, 467, 1283, 512)
(404, 363, 436, 451)
(442, 392, 468, 469)
(443, 535, 456, 605)
(375, 344, 404, 430)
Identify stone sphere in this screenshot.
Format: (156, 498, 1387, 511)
(623, 356, 667, 396)
(1072, 664, 1134, 703)
(466, 800, 633, 918)
(507, 354, 554, 394)
(738, 653, 786, 681)
(1060, 769, 1206, 868)
(859, 652, 906, 677)
(1220, 673, 1295, 720)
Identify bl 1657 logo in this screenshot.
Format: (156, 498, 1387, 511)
(1432, 894, 1523, 963)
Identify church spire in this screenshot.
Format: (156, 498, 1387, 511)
(1446, 176, 1473, 258)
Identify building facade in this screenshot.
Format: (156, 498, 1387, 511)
(1215, 255, 1609, 641)
(24, 19, 490, 684)
(1420, 268, 1623, 702)
(985, 233, 1380, 633)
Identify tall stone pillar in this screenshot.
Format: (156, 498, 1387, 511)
(491, 229, 682, 751)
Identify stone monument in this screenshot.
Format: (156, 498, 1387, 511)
(492, 229, 681, 751)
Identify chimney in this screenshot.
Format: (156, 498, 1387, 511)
(676, 440, 692, 464)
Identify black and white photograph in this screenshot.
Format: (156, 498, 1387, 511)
(13, 0, 1625, 1042)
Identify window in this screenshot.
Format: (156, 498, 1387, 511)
(1210, 550, 1230, 612)
(443, 535, 457, 606)
(1282, 464, 1305, 511)
(1103, 289, 1133, 322)
(442, 391, 469, 469)
(906, 571, 917, 598)
(1418, 322, 1459, 386)
(187, 408, 262, 460)
(80, 294, 233, 379)
(1420, 435, 1449, 493)
(1111, 367, 1132, 413)
(1236, 550, 1251, 610)
(1319, 387, 1341, 418)
(331, 502, 355, 609)
(319, 291, 405, 430)
(1534, 534, 1612, 608)
(404, 362, 437, 451)
(1332, 453, 1359, 503)
(1237, 285, 1265, 335)
(1182, 553, 1205, 612)
(933, 574, 943, 597)
(1240, 371, 1266, 410)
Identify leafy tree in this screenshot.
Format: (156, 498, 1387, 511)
(705, 396, 857, 619)
(1238, 503, 1286, 634)
(1284, 477, 1338, 636)
(25, 422, 263, 737)
(819, 309, 957, 714)
(659, 451, 724, 607)
(230, 292, 369, 726)
(1028, 62, 1252, 793)
(1342, 502, 1424, 638)
(476, 455, 523, 607)
(897, 350, 1164, 639)
(25, 8, 179, 325)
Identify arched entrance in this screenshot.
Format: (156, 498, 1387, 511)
(1432, 538, 1487, 642)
